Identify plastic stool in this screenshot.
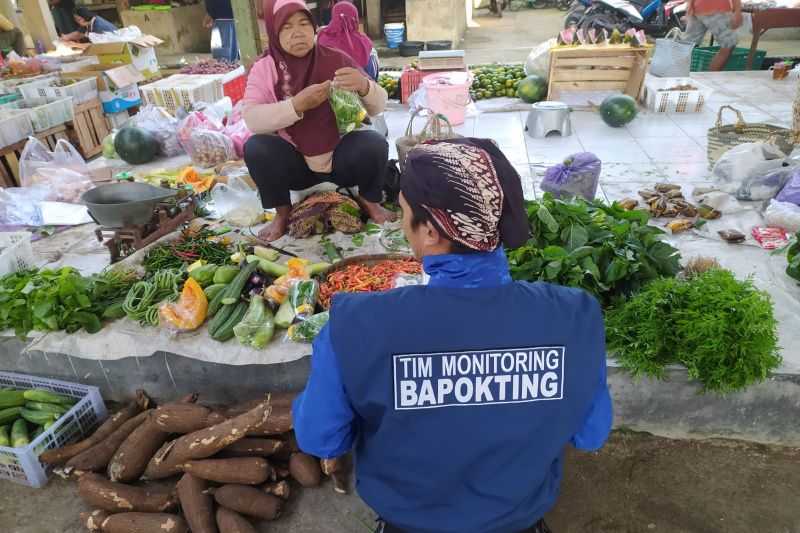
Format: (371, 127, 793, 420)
(525, 101, 572, 138)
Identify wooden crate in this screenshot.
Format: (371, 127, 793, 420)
(0, 125, 69, 187)
(67, 99, 111, 159)
(547, 44, 651, 105)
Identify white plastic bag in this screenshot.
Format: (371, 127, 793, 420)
(19, 137, 92, 204)
(713, 142, 789, 201)
(131, 106, 183, 157)
(525, 38, 556, 80)
(0, 186, 49, 225)
(765, 199, 800, 233)
(211, 175, 262, 226)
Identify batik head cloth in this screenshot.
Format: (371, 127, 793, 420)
(401, 138, 529, 252)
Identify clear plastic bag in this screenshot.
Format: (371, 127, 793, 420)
(185, 130, 234, 168)
(525, 38, 556, 80)
(131, 106, 183, 157)
(541, 152, 602, 201)
(0, 185, 50, 225)
(776, 168, 800, 205)
(19, 137, 92, 204)
(287, 311, 329, 343)
(713, 142, 788, 200)
(210, 174, 262, 226)
(177, 111, 225, 152)
(329, 87, 367, 134)
(233, 295, 275, 349)
(224, 118, 252, 159)
(765, 199, 800, 233)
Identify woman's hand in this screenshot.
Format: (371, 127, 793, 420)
(334, 67, 370, 97)
(291, 81, 332, 114)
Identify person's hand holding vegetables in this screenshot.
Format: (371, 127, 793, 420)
(333, 67, 370, 97)
(291, 81, 332, 114)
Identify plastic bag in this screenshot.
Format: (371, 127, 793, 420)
(185, 130, 235, 168)
(713, 142, 788, 200)
(287, 311, 329, 343)
(525, 38, 556, 80)
(131, 106, 183, 157)
(289, 279, 319, 321)
(224, 118, 252, 159)
(329, 87, 367, 134)
(19, 137, 92, 203)
(210, 174, 262, 226)
(177, 111, 225, 152)
(233, 295, 275, 349)
(776, 168, 800, 205)
(765, 199, 800, 233)
(0, 185, 50, 225)
(158, 278, 208, 332)
(265, 258, 309, 305)
(541, 152, 602, 201)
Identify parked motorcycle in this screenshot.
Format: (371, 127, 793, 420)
(564, 0, 593, 29)
(576, 0, 686, 37)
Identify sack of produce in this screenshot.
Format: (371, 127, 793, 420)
(329, 87, 367, 134)
(776, 168, 800, 206)
(524, 38, 556, 80)
(131, 106, 184, 157)
(541, 152, 602, 201)
(287, 311, 329, 343)
(713, 142, 789, 200)
(185, 130, 235, 168)
(19, 137, 92, 204)
(233, 295, 275, 349)
(765, 199, 800, 233)
(177, 110, 224, 151)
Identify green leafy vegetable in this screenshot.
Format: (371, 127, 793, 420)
(508, 194, 681, 306)
(786, 232, 800, 283)
(606, 269, 781, 393)
(329, 87, 367, 134)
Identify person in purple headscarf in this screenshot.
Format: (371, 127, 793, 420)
(317, 1, 379, 80)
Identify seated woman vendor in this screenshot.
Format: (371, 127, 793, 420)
(243, 0, 395, 242)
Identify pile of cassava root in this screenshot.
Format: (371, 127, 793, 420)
(41, 389, 348, 533)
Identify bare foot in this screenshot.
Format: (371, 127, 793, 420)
(360, 200, 398, 224)
(258, 210, 290, 242)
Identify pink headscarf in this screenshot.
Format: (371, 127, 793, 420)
(317, 1, 372, 67)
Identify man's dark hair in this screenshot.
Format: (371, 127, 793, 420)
(406, 194, 477, 255)
(73, 7, 93, 19)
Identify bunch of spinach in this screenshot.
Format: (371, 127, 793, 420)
(786, 231, 799, 283)
(0, 267, 138, 338)
(507, 194, 682, 306)
(605, 269, 781, 393)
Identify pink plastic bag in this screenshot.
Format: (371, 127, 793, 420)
(177, 111, 224, 153)
(224, 119, 252, 158)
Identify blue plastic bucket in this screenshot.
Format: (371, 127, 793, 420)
(384, 23, 405, 49)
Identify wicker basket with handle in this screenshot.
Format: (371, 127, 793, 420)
(707, 105, 796, 169)
(395, 108, 461, 171)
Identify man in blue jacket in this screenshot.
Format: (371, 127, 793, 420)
(293, 138, 613, 533)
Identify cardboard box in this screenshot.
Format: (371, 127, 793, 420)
(63, 65, 145, 114)
(83, 35, 164, 80)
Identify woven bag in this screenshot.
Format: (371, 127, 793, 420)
(649, 28, 694, 78)
(395, 108, 460, 170)
(707, 105, 796, 169)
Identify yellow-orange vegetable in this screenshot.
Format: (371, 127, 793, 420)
(159, 278, 209, 331)
(179, 166, 215, 193)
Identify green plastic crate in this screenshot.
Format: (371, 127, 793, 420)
(691, 46, 767, 71)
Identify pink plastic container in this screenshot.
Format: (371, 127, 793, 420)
(422, 72, 472, 126)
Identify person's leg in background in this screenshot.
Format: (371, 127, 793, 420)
(330, 130, 397, 223)
(244, 134, 321, 241)
(706, 12, 741, 71)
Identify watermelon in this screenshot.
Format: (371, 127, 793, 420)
(599, 94, 638, 128)
(517, 75, 547, 104)
(114, 127, 159, 165)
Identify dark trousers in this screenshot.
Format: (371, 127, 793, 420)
(243, 130, 389, 209)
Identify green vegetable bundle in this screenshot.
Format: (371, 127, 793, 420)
(0, 268, 139, 337)
(508, 194, 681, 306)
(786, 232, 800, 283)
(606, 269, 782, 393)
(329, 87, 367, 134)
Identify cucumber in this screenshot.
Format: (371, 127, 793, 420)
(204, 283, 227, 301)
(207, 283, 230, 317)
(0, 390, 25, 409)
(220, 261, 260, 305)
(44, 420, 56, 430)
(275, 298, 296, 329)
(208, 302, 237, 337)
(20, 408, 56, 426)
(221, 297, 238, 306)
(25, 401, 68, 415)
(246, 256, 289, 278)
(11, 418, 29, 448)
(253, 245, 280, 262)
(211, 301, 248, 342)
(0, 425, 9, 446)
(0, 407, 22, 425)
(213, 265, 240, 285)
(23, 389, 75, 405)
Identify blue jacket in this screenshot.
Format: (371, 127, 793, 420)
(293, 248, 612, 533)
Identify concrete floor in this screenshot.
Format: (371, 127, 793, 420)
(379, 7, 800, 68)
(2, 430, 799, 533)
